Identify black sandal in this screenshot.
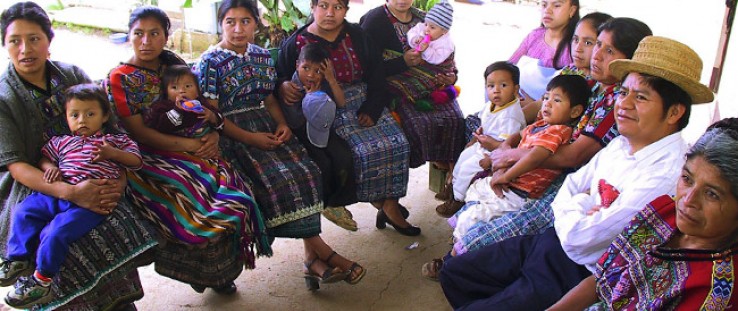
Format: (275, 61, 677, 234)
(303, 255, 348, 291)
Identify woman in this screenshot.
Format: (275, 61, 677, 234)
(0, 2, 154, 309)
(277, 0, 418, 236)
(562, 12, 612, 78)
(549, 118, 737, 310)
(106, 6, 270, 295)
(360, 0, 465, 173)
(422, 17, 652, 279)
(197, 0, 365, 289)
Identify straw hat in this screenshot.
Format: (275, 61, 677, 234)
(609, 36, 714, 104)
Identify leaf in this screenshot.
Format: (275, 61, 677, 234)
(281, 16, 294, 31)
(182, 0, 192, 8)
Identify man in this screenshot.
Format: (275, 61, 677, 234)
(439, 36, 715, 310)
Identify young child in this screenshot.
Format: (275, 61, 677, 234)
(281, 43, 358, 232)
(436, 61, 526, 218)
(450, 74, 590, 242)
(407, 0, 454, 65)
(145, 65, 224, 138)
(1, 84, 142, 308)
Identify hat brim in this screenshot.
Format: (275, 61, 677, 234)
(610, 59, 714, 104)
(307, 122, 330, 148)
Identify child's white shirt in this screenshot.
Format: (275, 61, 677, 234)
(407, 23, 455, 65)
(478, 98, 526, 153)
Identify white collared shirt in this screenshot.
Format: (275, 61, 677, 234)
(552, 132, 688, 272)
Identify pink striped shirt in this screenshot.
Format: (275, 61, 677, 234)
(41, 133, 142, 184)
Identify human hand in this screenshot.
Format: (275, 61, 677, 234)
(195, 131, 220, 159)
(69, 179, 122, 214)
(489, 169, 509, 198)
(43, 167, 61, 183)
(586, 205, 606, 216)
(321, 59, 337, 85)
(91, 138, 118, 163)
(403, 49, 422, 67)
(358, 113, 375, 127)
(279, 81, 304, 104)
(474, 133, 497, 151)
(274, 123, 292, 143)
(489, 148, 515, 171)
(252, 132, 283, 151)
(199, 106, 218, 124)
(436, 72, 456, 87)
(479, 155, 492, 170)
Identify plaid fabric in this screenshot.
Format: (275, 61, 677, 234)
(456, 174, 565, 255)
(333, 84, 410, 201)
(464, 112, 482, 143)
(395, 96, 465, 168)
(385, 51, 456, 107)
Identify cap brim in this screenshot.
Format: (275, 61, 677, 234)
(307, 122, 330, 148)
(610, 59, 714, 104)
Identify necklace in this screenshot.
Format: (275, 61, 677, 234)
(387, 5, 412, 23)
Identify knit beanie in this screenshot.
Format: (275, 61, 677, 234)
(425, 0, 453, 30)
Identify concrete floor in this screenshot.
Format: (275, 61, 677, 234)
(1, 0, 737, 310)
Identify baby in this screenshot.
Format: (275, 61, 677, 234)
(408, 0, 455, 65)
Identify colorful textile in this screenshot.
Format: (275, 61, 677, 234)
(334, 84, 411, 201)
(385, 50, 456, 108)
(593, 195, 738, 310)
(42, 133, 142, 184)
(107, 58, 270, 283)
(509, 120, 572, 198)
(575, 82, 620, 146)
(197, 45, 323, 238)
(0, 60, 156, 310)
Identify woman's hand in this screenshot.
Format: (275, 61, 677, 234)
(274, 123, 292, 143)
(403, 49, 422, 67)
(195, 131, 220, 159)
(489, 146, 518, 171)
(358, 113, 375, 127)
(251, 132, 283, 151)
(489, 169, 510, 198)
(68, 179, 122, 215)
(279, 81, 304, 104)
(435, 72, 457, 86)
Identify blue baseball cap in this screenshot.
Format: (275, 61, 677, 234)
(302, 91, 336, 148)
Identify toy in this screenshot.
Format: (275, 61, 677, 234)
(178, 99, 204, 113)
(415, 34, 431, 52)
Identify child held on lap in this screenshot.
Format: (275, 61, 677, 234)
(145, 65, 225, 139)
(436, 62, 526, 217)
(407, 0, 454, 65)
(451, 74, 591, 241)
(1, 84, 142, 308)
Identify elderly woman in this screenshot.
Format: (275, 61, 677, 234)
(359, 0, 465, 175)
(0, 2, 154, 310)
(198, 0, 366, 289)
(549, 118, 738, 310)
(106, 6, 270, 295)
(277, 0, 418, 235)
(422, 17, 651, 279)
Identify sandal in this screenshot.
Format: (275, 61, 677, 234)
(303, 255, 349, 291)
(344, 262, 366, 285)
(321, 206, 358, 231)
(421, 258, 443, 281)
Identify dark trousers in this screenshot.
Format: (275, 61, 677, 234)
(294, 126, 358, 207)
(440, 227, 591, 311)
(7, 192, 106, 277)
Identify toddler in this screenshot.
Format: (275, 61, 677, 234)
(436, 61, 526, 217)
(407, 0, 455, 65)
(1, 84, 142, 309)
(451, 74, 590, 242)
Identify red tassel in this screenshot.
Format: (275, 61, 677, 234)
(431, 90, 450, 105)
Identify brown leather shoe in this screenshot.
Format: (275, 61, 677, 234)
(434, 182, 453, 201)
(435, 200, 465, 218)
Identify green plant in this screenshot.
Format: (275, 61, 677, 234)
(413, 0, 439, 12)
(255, 0, 311, 49)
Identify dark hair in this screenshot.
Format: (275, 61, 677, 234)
(598, 17, 652, 59)
(64, 84, 112, 116)
(310, 0, 350, 8)
(128, 6, 171, 39)
(1, 1, 54, 46)
(686, 117, 738, 199)
(298, 43, 330, 64)
(218, 0, 261, 25)
(159, 65, 200, 100)
(637, 73, 692, 131)
(579, 12, 612, 33)
(550, 0, 580, 69)
(484, 61, 520, 86)
(546, 74, 591, 110)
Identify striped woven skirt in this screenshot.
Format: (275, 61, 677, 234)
(126, 146, 271, 276)
(333, 84, 410, 202)
(395, 98, 465, 168)
(219, 102, 323, 239)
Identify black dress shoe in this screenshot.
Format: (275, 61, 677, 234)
(190, 284, 206, 293)
(212, 282, 237, 295)
(376, 209, 421, 236)
(371, 202, 409, 219)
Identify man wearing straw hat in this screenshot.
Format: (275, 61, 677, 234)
(439, 36, 714, 311)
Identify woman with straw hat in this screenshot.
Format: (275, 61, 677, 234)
(546, 36, 730, 311)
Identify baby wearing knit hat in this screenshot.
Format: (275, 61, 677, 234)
(407, 0, 455, 65)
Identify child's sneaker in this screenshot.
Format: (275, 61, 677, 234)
(0, 259, 34, 286)
(5, 276, 53, 309)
